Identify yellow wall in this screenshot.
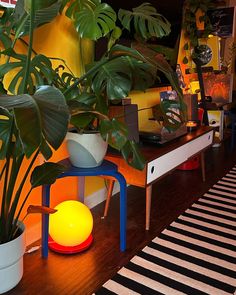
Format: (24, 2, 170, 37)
(1, 12, 173, 245)
(0, 13, 104, 245)
(129, 87, 170, 129)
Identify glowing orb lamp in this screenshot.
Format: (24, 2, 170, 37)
(49, 200, 93, 254)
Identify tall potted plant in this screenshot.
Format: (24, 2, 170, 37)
(0, 1, 70, 292)
(0, 0, 185, 291)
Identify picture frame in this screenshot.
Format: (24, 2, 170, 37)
(207, 7, 235, 38)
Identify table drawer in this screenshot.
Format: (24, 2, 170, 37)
(146, 130, 214, 184)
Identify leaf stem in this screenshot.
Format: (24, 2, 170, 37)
(22, 0, 35, 93)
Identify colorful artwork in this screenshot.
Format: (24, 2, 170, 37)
(176, 64, 186, 89)
(203, 73, 233, 104)
(207, 110, 224, 142)
(160, 90, 181, 124)
(0, 0, 16, 7)
(198, 36, 221, 70)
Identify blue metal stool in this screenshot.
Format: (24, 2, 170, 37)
(41, 158, 127, 258)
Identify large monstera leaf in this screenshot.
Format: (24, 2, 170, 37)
(65, 0, 116, 40)
(0, 49, 55, 94)
(100, 118, 145, 170)
(0, 86, 70, 159)
(132, 42, 185, 101)
(118, 3, 171, 40)
(12, 0, 61, 39)
(87, 45, 156, 100)
(0, 107, 13, 159)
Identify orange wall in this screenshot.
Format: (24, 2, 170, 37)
(1, 12, 177, 245)
(0, 13, 104, 245)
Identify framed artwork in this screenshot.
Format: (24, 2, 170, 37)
(207, 110, 224, 142)
(203, 72, 233, 104)
(176, 64, 186, 89)
(160, 90, 182, 123)
(198, 36, 221, 70)
(207, 7, 235, 38)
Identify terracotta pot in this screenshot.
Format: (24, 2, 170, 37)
(66, 131, 108, 168)
(0, 222, 26, 294)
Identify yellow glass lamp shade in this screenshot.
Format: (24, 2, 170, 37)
(49, 200, 93, 247)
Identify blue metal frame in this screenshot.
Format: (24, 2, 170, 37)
(42, 159, 127, 258)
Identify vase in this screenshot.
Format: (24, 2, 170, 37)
(0, 222, 26, 294)
(66, 131, 108, 168)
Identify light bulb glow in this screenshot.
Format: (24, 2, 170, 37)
(49, 200, 93, 247)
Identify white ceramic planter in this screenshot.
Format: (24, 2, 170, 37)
(66, 131, 108, 168)
(0, 222, 26, 294)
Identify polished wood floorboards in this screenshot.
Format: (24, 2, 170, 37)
(6, 136, 236, 295)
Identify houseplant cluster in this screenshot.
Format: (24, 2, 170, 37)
(0, 0, 185, 292)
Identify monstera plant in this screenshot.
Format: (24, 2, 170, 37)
(0, 0, 186, 291)
(53, 0, 186, 168)
(0, 1, 70, 292)
(1, 0, 186, 171)
(0, 0, 186, 245)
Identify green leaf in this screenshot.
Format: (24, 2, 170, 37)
(0, 107, 13, 159)
(90, 56, 132, 99)
(33, 86, 70, 150)
(30, 162, 67, 188)
(183, 56, 189, 64)
(100, 118, 128, 149)
(183, 42, 189, 50)
(0, 86, 70, 158)
(24, 0, 59, 11)
(108, 26, 122, 50)
(121, 141, 145, 170)
(74, 3, 116, 40)
(13, 0, 61, 38)
(39, 138, 53, 160)
(87, 45, 155, 100)
(0, 49, 55, 95)
(118, 3, 171, 40)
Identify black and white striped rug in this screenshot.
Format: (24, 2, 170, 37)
(96, 167, 236, 295)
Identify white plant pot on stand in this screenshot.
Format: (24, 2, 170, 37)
(66, 131, 108, 168)
(0, 222, 26, 294)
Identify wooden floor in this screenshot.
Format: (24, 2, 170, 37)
(7, 134, 236, 295)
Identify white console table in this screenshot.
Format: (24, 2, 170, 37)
(105, 126, 214, 230)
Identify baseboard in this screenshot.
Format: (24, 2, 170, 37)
(25, 222, 42, 247)
(25, 183, 121, 246)
(84, 181, 120, 209)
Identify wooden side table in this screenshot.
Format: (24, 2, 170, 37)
(41, 159, 127, 258)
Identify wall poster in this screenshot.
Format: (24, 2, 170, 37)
(0, 0, 17, 8)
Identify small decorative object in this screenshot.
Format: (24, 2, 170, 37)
(192, 44, 213, 66)
(207, 110, 224, 146)
(186, 120, 198, 132)
(49, 200, 93, 254)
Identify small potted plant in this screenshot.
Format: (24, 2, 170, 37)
(53, 0, 186, 169)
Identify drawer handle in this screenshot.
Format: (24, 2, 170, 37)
(151, 166, 155, 174)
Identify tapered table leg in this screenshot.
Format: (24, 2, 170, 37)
(145, 185, 152, 230)
(200, 152, 206, 182)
